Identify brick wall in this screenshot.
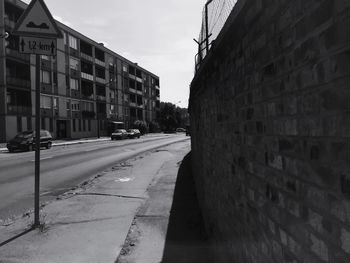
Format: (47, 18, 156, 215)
(189, 0, 350, 262)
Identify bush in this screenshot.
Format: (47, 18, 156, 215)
(133, 120, 148, 134)
(149, 121, 160, 133)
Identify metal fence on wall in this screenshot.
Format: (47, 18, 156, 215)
(195, 0, 237, 71)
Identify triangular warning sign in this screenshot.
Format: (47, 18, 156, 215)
(12, 0, 63, 38)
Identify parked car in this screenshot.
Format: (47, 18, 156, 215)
(7, 130, 52, 152)
(176, 128, 186, 133)
(127, 129, 141, 139)
(111, 129, 128, 140)
(186, 125, 190, 136)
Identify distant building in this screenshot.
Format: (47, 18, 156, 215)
(0, 0, 160, 142)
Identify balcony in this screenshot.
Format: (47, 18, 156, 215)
(6, 76, 31, 89)
(155, 85, 160, 90)
(96, 95, 106, 101)
(82, 94, 94, 100)
(109, 112, 118, 120)
(71, 89, 80, 98)
(80, 52, 94, 62)
(129, 102, 137, 107)
(69, 47, 79, 58)
(72, 111, 81, 119)
(136, 77, 143, 83)
(7, 105, 31, 115)
(95, 58, 105, 67)
(6, 49, 30, 62)
(40, 108, 53, 117)
(95, 77, 106, 84)
(4, 19, 16, 29)
(82, 110, 95, 119)
(40, 83, 52, 94)
(81, 72, 93, 81)
(70, 68, 80, 78)
(41, 59, 51, 70)
(97, 112, 107, 119)
(129, 87, 137, 94)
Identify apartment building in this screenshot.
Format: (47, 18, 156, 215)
(0, 0, 160, 142)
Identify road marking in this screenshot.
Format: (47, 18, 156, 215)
(115, 177, 134, 183)
(30, 156, 53, 162)
(84, 148, 97, 152)
(123, 149, 133, 152)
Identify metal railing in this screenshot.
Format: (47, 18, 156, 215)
(195, 0, 237, 72)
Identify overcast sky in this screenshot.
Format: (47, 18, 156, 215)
(23, 0, 206, 108)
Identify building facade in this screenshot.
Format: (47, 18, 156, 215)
(0, 0, 160, 142)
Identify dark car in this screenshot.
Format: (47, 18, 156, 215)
(111, 129, 128, 140)
(185, 125, 190, 136)
(7, 130, 52, 152)
(176, 128, 186, 133)
(127, 129, 141, 139)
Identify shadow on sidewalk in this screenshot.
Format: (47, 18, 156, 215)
(161, 152, 213, 263)
(0, 227, 33, 248)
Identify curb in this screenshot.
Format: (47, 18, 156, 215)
(0, 138, 110, 153)
(0, 134, 181, 153)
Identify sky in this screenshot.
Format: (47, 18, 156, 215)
(23, 0, 206, 108)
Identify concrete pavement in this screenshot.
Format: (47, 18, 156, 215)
(0, 139, 212, 262)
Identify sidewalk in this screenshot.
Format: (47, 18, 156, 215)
(116, 152, 213, 263)
(0, 140, 212, 262)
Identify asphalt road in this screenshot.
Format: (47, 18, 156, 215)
(0, 133, 190, 221)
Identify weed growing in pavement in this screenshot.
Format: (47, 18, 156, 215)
(29, 212, 49, 233)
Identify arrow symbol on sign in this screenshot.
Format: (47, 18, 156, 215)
(20, 39, 25, 52)
(50, 41, 55, 55)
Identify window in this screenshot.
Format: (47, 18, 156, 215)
(40, 95, 52, 109)
(41, 117, 46, 129)
(53, 97, 58, 109)
(71, 100, 80, 111)
(123, 65, 127, 72)
(53, 72, 57, 84)
(27, 117, 32, 131)
(41, 55, 49, 60)
(78, 120, 81, 132)
(63, 31, 67, 45)
(73, 119, 76, 132)
(69, 35, 77, 49)
(70, 78, 79, 90)
(40, 70, 51, 84)
(88, 120, 91, 131)
(82, 101, 94, 111)
(49, 118, 53, 132)
(83, 120, 86, 131)
(17, 116, 22, 133)
(110, 105, 115, 113)
(69, 57, 79, 70)
(66, 101, 70, 111)
(6, 93, 11, 104)
(110, 90, 115, 99)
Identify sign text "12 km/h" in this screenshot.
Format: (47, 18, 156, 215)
(19, 36, 57, 56)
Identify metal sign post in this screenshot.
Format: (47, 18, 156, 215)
(34, 54, 41, 226)
(12, 0, 63, 228)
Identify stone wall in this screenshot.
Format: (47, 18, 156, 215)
(189, 0, 350, 262)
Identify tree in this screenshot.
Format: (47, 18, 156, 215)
(133, 120, 148, 134)
(159, 102, 189, 132)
